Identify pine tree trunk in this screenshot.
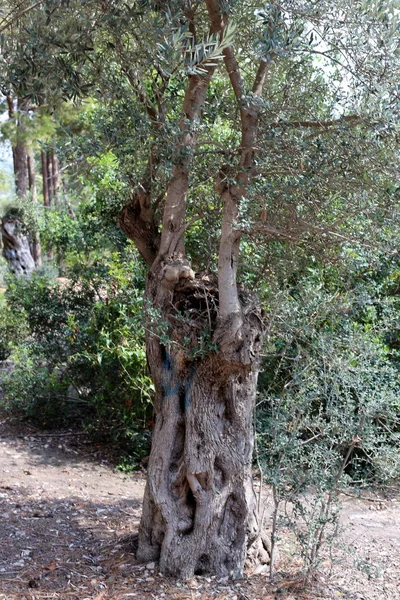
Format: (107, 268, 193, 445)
(27, 149, 42, 266)
(51, 149, 60, 202)
(41, 150, 55, 259)
(46, 151, 53, 205)
(27, 151, 37, 203)
(41, 150, 50, 207)
(13, 142, 28, 198)
(12, 98, 29, 199)
(136, 269, 268, 578)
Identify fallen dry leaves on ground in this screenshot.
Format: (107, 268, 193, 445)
(0, 417, 399, 600)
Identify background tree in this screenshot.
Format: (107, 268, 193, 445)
(0, 96, 37, 274)
(0, 0, 399, 579)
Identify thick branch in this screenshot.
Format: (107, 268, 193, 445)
(265, 115, 361, 130)
(119, 146, 161, 266)
(206, 1, 269, 320)
(120, 5, 223, 266)
(158, 68, 218, 259)
(123, 67, 159, 125)
(119, 190, 160, 266)
(113, 41, 164, 264)
(252, 60, 268, 97)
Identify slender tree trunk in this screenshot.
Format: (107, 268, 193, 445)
(41, 150, 54, 260)
(7, 95, 28, 197)
(27, 151, 37, 203)
(41, 150, 50, 207)
(12, 98, 29, 199)
(13, 142, 28, 198)
(27, 149, 42, 266)
(51, 149, 60, 202)
(46, 151, 53, 205)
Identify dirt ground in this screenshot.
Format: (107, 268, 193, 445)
(0, 417, 399, 600)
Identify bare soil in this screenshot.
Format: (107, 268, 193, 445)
(0, 417, 399, 600)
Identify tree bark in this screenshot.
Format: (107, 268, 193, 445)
(1, 96, 36, 275)
(41, 150, 50, 207)
(137, 271, 267, 578)
(27, 150, 37, 203)
(13, 142, 28, 198)
(11, 98, 30, 199)
(1, 216, 35, 276)
(51, 148, 60, 202)
(27, 149, 42, 266)
(46, 151, 53, 205)
(128, 2, 270, 577)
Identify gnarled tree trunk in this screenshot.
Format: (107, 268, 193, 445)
(136, 267, 267, 578)
(2, 96, 36, 275)
(1, 216, 35, 276)
(118, 0, 270, 578)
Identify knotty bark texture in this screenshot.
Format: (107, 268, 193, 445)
(1, 216, 35, 276)
(1, 96, 36, 275)
(119, 0, 270, 577)
(136, 263, 268, 578)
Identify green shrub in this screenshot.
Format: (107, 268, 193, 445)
(257, 271, 400, 579)
(5, 271, 96, 365)
(1, 345, 74, 425)
(259, 272, 400, 484)
(1, 249, 153, 463)
(0, 303, 28, 361)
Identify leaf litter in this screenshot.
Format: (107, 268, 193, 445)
(0, 417, 399, 600)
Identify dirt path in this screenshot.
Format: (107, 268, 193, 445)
(0, 418, 399, 600)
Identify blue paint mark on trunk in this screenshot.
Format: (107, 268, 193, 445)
(185, 366, 195, 409)
(160, 348, 196, 411)
(164, 386, 181, 397)
(161, 350, 174, 399)
(163, 350, 172, 371)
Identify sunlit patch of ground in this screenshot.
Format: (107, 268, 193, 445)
(0, 417, 398, 600)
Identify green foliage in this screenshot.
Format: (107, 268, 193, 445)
(1, 0, 399, 576)
(2, 249, 153, 463)
(5, 270, 95, 363)
(2, 345, 74, 425)
(0, 301, 28, 361)
(0, 256, 8, 287)
(259, 265, 400, 482)
(257, 263, 400, 577)
(41, 208, 83, 256)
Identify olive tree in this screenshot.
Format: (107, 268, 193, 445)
(1, 0, 399, 578)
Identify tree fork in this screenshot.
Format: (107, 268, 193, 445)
(133, 1, 271, 577)
(137, 270, 267, 578)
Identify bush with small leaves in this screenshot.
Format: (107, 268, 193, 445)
(1, 248, 153, 463)
(257, 264, 400, 580)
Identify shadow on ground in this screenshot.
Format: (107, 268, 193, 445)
(0, 492, 142, 597)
